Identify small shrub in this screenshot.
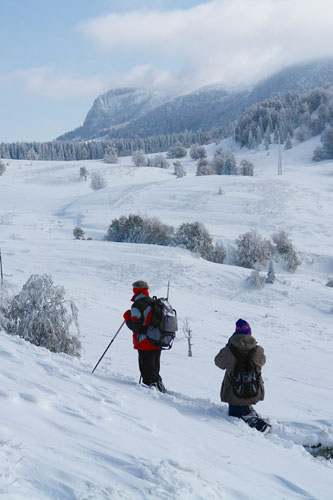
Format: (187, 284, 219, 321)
(73, 226, 85, 240)
(175, 222, 214, 258)
(272, 230, 300, 272)
(79, 166, 88, 180)
(247, 270, 265, 288)
(167, 142, 187, 159)
(313, 146, 325, 162)
(151, 154, 169, 169)
(5, 274, 81, 356)
(132, 150, 147, 167)
(90, 172, 107, 190)
(0, 160, 6, 176)
(207, 242, 227, 264)
(196, 161, 214, 176)
(236, 230, 274, 269)
(104, 145, 118, 164)
(239, 159, 254, 176)
(105, 214, 174, 246)
(174, 161, 186, 178)
(189, 145, 207, 160)
(326, 277, 333, 287)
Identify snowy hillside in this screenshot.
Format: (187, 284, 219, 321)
(0, 138, 332, 499)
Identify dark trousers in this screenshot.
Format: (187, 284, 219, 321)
(228, 404, 251, 417)
(138, 349, 162, 386)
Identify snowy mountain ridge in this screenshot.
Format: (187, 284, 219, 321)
(58, 58, 333, 141)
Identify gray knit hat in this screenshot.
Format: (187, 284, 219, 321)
(132, 280, 149, 289)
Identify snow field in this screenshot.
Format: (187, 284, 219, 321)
(0, 139, 332, 499)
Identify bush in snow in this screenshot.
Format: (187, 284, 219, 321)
(212, 148, 238, 175)
(313, 146, 326, 162)
(207, 241, 227, 264)
(0, 160, 6, 176)
(235, 229, 274, 269)
(79, 166, 88, 180)
(5, 274, 81, 356)
(319, 127, 333, 158)
(326, 277, 333, 287)
(175, 221, 214, 259)
(73, 226, 85, 240)
(167, 142, 187, 159)
(196, 160, 214, 176)
(239, 159, 255, 176)
(103, 145, 118, 164)
(90, 171, 107, 190)
(247, 270, 265, 288)
(150, 154, 169, 169)
(0, 288, 10, 332)
(189, 145, 207, 160)
(132, 150, 147, 167)
(105, 214, 174, 246)
(173, 161, 186, 177)
(272, 230, 300, 272)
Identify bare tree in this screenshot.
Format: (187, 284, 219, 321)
(183, 318, 193, 357)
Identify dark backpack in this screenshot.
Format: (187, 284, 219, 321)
(228, 343, 261, 399)
(145, 296, 178, 349)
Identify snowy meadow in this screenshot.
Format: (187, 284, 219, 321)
(0, 138, 332, 499)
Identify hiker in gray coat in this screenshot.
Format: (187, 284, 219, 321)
(215, 318, 269, 432)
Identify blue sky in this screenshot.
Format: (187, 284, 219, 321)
(1, 0, 333, 142)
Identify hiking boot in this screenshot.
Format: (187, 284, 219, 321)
(150, 381, 166, 393)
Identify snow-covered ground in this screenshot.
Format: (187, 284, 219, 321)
(0, 138, 332, 499)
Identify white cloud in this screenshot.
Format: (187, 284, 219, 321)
(79, 0, 333, 89)
(0, 67, 108, 98)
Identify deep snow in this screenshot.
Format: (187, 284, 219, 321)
(0, 138, 332, 499)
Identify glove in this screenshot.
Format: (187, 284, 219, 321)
(123, 310, 131, 321)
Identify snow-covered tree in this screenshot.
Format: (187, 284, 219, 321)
(196, 161, 214, 176)
(207, 241, 227, 264)
(173, 161, 186, 177)
(175, 222, 214, 259)
(284, 134, 292, 150)
(90, 171, 107, 190)
(151, 154, 169, 169)
(0, 160, 6, 176)
(105, 214, 174, 246)
(247, 270, 265, 288)
(132, 150, 147, 167)
(79, 166, 88, 180)
(326, 277, 333, 287)
(265, 260, 276, 283)
(189, 145, 207, 160)
(272, 230, 300, 272)
(5, 274, 81, 356)
(104, 145, 118, 164)
(235, 229, 274, 269)
(239, 159, 254, 176)
(73, 226, 85, 240)
(167, 142, 187, 159)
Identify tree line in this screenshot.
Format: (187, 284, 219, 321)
(0, 131, 210, 161)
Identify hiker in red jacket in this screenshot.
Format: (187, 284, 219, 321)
(123, 280, 166, 393)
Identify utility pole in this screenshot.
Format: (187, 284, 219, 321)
(278, 133, 283, 175)
(0, 249, 3, 285)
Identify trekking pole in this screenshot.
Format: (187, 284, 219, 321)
(0, 249, 3, 285)
(92, 320, 125, 374)
(167, 280, 170, 300)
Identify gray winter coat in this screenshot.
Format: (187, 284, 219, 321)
(214, 334, 266, 405)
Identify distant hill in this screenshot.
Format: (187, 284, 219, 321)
(58, 59, 333, 141)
